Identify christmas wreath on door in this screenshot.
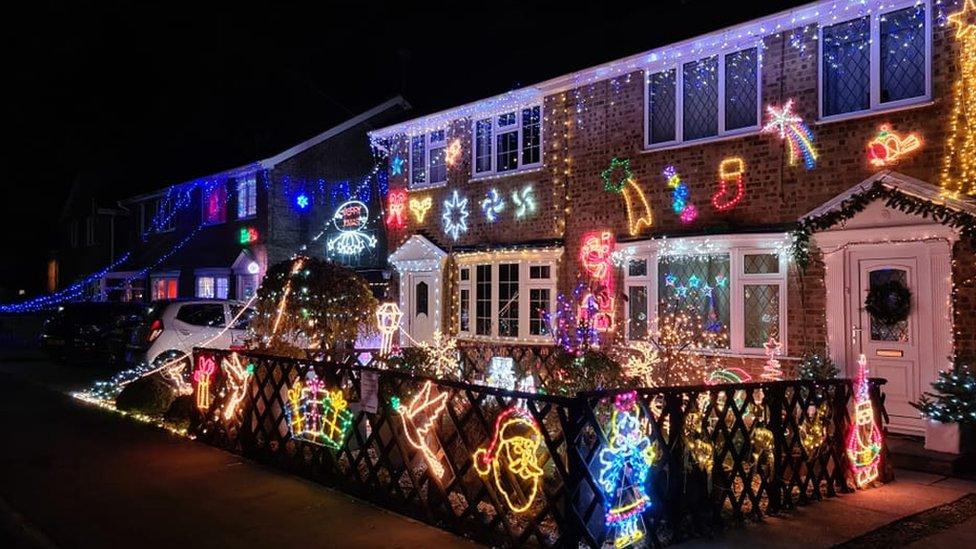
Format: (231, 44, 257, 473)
(864, 280, 911, 325)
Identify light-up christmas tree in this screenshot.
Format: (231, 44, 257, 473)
(760, 337, 783, 381)
(846, 354, 883, 487)
(940, 0, 976, 196)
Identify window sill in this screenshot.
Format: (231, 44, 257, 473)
(408, 181, 448, 192)
(816, 97, 934, 126)
(457, 334, 554, 346)
(469, 166, 544, 183)
(642, 126, 760, 154)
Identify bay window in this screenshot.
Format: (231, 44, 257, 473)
(471, 105, 542, 177)
(623, 235, 788, 354)
(819, 2, 930, 119)
(457, 248, 560, 342)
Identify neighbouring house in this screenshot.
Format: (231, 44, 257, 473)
(50, 96, 410, 304)
(370, 0, 976, 435)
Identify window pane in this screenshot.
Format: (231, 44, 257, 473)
(529, 265, 551, 279)
(530, 288, 550, 336)
(743, 253, 779, 274)
(521, 106, 541, 166)
(416, 281, 429, 316)
(658, 254, 730, 348)
(428, 145, 446, 184)
(880, 6, 926, 103)
(176, 304, 225, 327)
(459, 288, 470, 332)
(628, 259, 647, 277)
(682, 56, 719, 140)
(628, 285, 648, 340)
(410, 135, 426, 186)
(822, 17, 871, 116)
(648, 69, 676, 144)
(498, 263, 519, 337)
(725, 48, 758, 130)
(476, 265, 492, 335)
(744, 284, 780, 348)
(197, 276, 215, 298)
(215, 277, 229, 300)
(460, 268, 470, 281)
(869, 269, 910, 342)
(496, 130, 518, 172)
(475, 119, 493, 173)
(237, 176, 257, 219)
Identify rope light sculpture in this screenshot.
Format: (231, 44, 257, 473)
(711, 157, 746, 212)
(194, 354, 217, 411)
(394, 381, 449, 478)
(846, 354, 882, 487)
(473, 406, 544, 513)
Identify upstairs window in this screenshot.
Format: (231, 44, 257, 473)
(646, 47, 759, 148)
(472, 105, 543, 177)
(86, 216, 97, 246)
(202, 183, 227, 225)
(236, 175, 257, 219)
(820, 3, 929, 118)
(409, 130, 448, 189)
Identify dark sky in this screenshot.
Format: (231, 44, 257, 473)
(0, 0, 806, 295)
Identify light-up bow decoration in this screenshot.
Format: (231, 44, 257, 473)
(867, 124, 922, 167)
(602, 157, 652, 235)
(481, 188, 506, 222)
(761, 99, 818, 170)
(711, 157, 746, 212)
(285, 372, 353, 449)
(441, 190, 469, 240)
(327, 200, 377, 256)
(395, 381, 449, 478)
(386, 189, 407, 228)
(663, 165, 698, 224)
(375, 302, 403, 356)
(409, 195, 433, 223)
(194, 354, 217, 410)
(220, 352, 253, 421)
(473, 406, 544, 513)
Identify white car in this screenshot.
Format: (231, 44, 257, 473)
(127, 299, 254, 370)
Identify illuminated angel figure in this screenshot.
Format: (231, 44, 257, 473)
(473, 406, 544, 513)
(761, 99, 818, 169)
(441, 190, 469, 240)
(220, 352, 253, 421)
(395, 381, 449, 478)
(598, 392, 657, 548)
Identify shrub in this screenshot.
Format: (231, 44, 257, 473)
(115, 374, 176, 415)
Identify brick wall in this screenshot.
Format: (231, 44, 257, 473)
(384, 3, 975, 358)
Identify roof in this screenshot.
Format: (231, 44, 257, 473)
(802, 171, 976, 220)
(369, 0, 918, 140)
(122, 96, 410, 204)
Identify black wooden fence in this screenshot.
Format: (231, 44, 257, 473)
(190, 347, 889, 548)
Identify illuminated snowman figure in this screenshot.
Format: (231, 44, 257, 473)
(327, 200, 377, 256)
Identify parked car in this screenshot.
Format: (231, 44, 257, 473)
(126, 299, 255, 370)
(40, 302, 150, 363)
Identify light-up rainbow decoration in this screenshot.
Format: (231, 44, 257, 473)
(846, 354, 882, 487)
(598, 392, 657, 548)
(867, 124, 922, 167)
(395, 381, 449, 478)
(761, 99, 817, 170)
(663, 165, 698, 224)
(286, 372, 353, 449)
(473, 406, 544, 513)
(706, 367, 752, 385)
(711, 157, 746, 212)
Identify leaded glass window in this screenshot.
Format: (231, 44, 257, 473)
(682, 56, 719, 141)
(880, 6, 926, 103)
(647, 69, 676, 144)
(744, 284, 780, 348)
(822, 17, 871, 116)
(724, 48, 758, 131)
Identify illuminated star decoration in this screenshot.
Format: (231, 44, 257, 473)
(761, 99, 817, 170)
(603, 157, 653, 235)
(480, 188, 506, 222)
(941, 0, 976, 196)
(601, 157, 633, 193)
(441, 190, 469, 240)
(295, 193, 310, 210)
(511, 185, 537, 218)
(391, 155, 406, 176)
(445, 139, 462, 166)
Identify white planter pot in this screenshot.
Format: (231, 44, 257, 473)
(924, 420, 973, 454)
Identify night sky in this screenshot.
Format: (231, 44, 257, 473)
(1, 0, 806, 296)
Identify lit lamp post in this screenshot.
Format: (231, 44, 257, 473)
(376, 303, 403, 356)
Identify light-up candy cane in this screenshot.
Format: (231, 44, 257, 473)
(710, 157, 746, 212)
(194, 355, 217, 410)
(375, 302, 403, 356)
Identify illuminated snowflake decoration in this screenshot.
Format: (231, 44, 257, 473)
(441, 190, 469, 241)
(481, 188, 506, 222)
(512, 185, 537, 218)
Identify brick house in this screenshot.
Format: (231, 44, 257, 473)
(51, 97, 409, 303)
(371, 0, 976, 435)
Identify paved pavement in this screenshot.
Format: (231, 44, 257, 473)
(0, 353, 475, 548)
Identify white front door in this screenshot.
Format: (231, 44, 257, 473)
(847, 246, 931, 434)
(405, 273, 436, 345)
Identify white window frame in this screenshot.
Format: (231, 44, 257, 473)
(470, 105, 544, 179)
(150, 271, 180, 301)
(817, 0, 932, 123)
(456, 248, 561, 344)
(643, 45, 762, 150)
(195, 269, 230, 300)
(621, 233, 789, 356)
(408, 130, 448, 190)
(237, 175, 257, 220)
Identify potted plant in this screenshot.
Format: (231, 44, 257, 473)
(911, 360, 976, 454)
